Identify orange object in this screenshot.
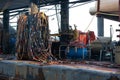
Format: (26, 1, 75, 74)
(78, 32, 87, 45)
(78, 31, 96, 46)
(70, 30, 96, 48)
(87, 31, 96, 43)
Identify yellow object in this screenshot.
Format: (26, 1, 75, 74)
(30, 3, 38, 14)
(50, 33, 61, 36)
(73, 25, 79, 40)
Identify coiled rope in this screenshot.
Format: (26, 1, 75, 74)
(16, 12, 55, 63)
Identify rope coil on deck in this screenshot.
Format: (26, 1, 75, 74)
(16, 12, 55, 63)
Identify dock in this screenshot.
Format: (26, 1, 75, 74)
(0, 60, 119, 80)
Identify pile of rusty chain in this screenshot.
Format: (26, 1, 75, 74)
(16, 12, 55, 63)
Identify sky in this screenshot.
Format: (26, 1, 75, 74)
(6, 1, 120, 41)
(42, 1, 120, 41)
(69, 2, 120, 41)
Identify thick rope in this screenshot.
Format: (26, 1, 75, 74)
(16, 12, 56, 63)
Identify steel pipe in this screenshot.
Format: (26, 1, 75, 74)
(90, 0, 120, 15)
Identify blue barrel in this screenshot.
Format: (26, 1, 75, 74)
(67, 47, 87, 59)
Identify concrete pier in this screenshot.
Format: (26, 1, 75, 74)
(0, 60, 119, 80)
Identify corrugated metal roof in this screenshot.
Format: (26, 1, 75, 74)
(0, 0, 59, 12)
(0, 0, 93, 12)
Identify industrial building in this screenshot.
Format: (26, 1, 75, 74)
(0, 0, 120, 80)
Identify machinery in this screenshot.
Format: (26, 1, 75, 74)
(114, 26, 120, 64)
(15, 0, 116, 63)
(51, 25, 96, 60)
(65, 29, 96, 59)
(90, 37, 114, 61)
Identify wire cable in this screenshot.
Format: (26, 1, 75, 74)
(55, 5, 60, 32)
(70, 1, 94, 8)
(84, 15, 96, 32)
(17, 12, 56, 62)
(48, 0, 95, 17)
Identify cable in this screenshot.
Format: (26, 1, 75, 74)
(48, 0, 95, 17)
(40, 6, 55, 13)
(84, 11, 120, 32)
(84, 15, 96, 32)
(55, 5, 60, 32)
(69, 3, 77, 8)
(70, 1, 94, 8)
(9, 14, 19, 20)
(17, 12, 56, 62)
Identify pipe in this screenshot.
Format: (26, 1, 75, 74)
(90, 0, 120, 15)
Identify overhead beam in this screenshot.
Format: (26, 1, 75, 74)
(60, 0, 70, 44)
(0, 0, 94, 12)
(98, 14, 119, 22)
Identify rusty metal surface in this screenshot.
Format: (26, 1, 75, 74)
(0, 60, 120, 80)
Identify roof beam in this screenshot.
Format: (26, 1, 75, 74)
(97, 14, 119, 22)
(0, 0, 94, 11)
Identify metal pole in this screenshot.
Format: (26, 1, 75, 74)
(60, 0, 69, 43)
(60, 0, 69, 32)
(3, 9, 9, 54)
(110, 25, 112, 42)
(97, 15, 104, 36)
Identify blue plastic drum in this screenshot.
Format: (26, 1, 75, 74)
(67, 47, 87, 59)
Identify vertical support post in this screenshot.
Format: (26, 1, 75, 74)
(61, 0, 69, 32)
(110, 25, 112, 42)
(60, 0, 69, 43)
(3, 9, 9, 54)
(97, 0, 104, 37)
(97, 15, 104, 36)
(99, 50, 102, 61)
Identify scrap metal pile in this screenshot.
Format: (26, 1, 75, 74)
(16, 12, 55, 62)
